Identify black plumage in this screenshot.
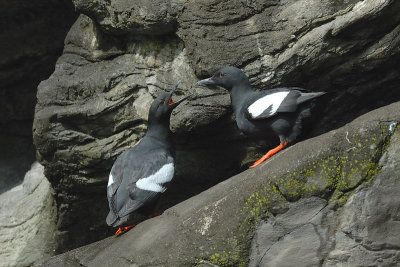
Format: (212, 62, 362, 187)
(197, 66, 326, 168)
(106, 82, 190, 234)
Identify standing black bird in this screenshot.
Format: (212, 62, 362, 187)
(106, 81, 190, 235)
(197, 66, 325, 168)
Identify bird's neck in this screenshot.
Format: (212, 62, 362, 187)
(146, 122, 172, 145)
(230, 83, 253, 114)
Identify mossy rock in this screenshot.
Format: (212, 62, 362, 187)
(194, 122, 396, 266)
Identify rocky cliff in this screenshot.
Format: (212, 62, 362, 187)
(30, 0, 400, 264)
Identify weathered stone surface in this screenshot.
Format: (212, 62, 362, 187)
(249, 197, 328, 267)
(0, 162, 57, 267)
(40, 102, 400, 267)
(33, 0, 400, 253)
(323, 130, 400, 266)
(72, 0, 180, 35)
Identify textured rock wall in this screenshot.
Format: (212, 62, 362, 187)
(33, 0, 400, 252)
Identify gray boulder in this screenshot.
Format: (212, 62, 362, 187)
(40, 101, 400, 266)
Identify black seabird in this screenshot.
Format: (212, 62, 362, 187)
(197, 66, 326, 168)
(106, 81, 190, 235)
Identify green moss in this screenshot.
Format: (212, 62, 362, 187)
(272, 126, 391, 205)
(195, 247, 245, 267)
(208, 251, 239, 267)
(244, 191, 272, 218)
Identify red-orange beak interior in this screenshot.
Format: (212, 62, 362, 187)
(168, 98, 175, 106)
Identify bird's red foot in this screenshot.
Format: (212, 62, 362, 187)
(147, 212, 162, 219)
(250, 142, 288, 168)
(114, 224, 135, 235)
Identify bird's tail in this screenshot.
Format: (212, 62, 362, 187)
(297, 92, 326, 105)
(106, 211, 118, 226)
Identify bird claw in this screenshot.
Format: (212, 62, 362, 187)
(115, 227, 123, 235)
(114, 225, 135, 235)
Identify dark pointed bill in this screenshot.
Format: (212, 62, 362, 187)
(168, 81, 191, 106)
(197, 77, 216, 86)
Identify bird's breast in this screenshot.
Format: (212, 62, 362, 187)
(236, 113, 259, 135)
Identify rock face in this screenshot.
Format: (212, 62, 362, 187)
(41, 102, 400, 266)
(33, 0, 400, 253)
(0, 162, 57, 267)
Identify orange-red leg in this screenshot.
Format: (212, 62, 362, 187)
(250, 142, 288, 168)
(115, 224, 135, 235)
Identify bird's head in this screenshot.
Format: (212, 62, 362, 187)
(148, 81, 191, 124)
(197, 66, 249, 91)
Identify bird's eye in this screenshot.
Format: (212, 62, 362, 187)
(219, 72, 225, 78)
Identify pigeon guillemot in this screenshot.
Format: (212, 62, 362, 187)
(106, 81, 190, 235)
(197, 66, 326, 168)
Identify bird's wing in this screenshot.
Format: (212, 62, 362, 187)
(108, 148, 174, 220)
(107, 151, 129, 220)
(246, 91, 301, 120)
(126, 155, 174, 209)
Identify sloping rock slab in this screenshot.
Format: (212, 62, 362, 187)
(41, 102, 400, 266)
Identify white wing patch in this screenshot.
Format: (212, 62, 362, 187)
(107, 173, 114, 186)
(136, 163, 174, 193)
(248, 91, 289, 118)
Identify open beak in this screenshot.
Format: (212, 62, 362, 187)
(197, 77, 216, 86)
(168, 81, 192, 106)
